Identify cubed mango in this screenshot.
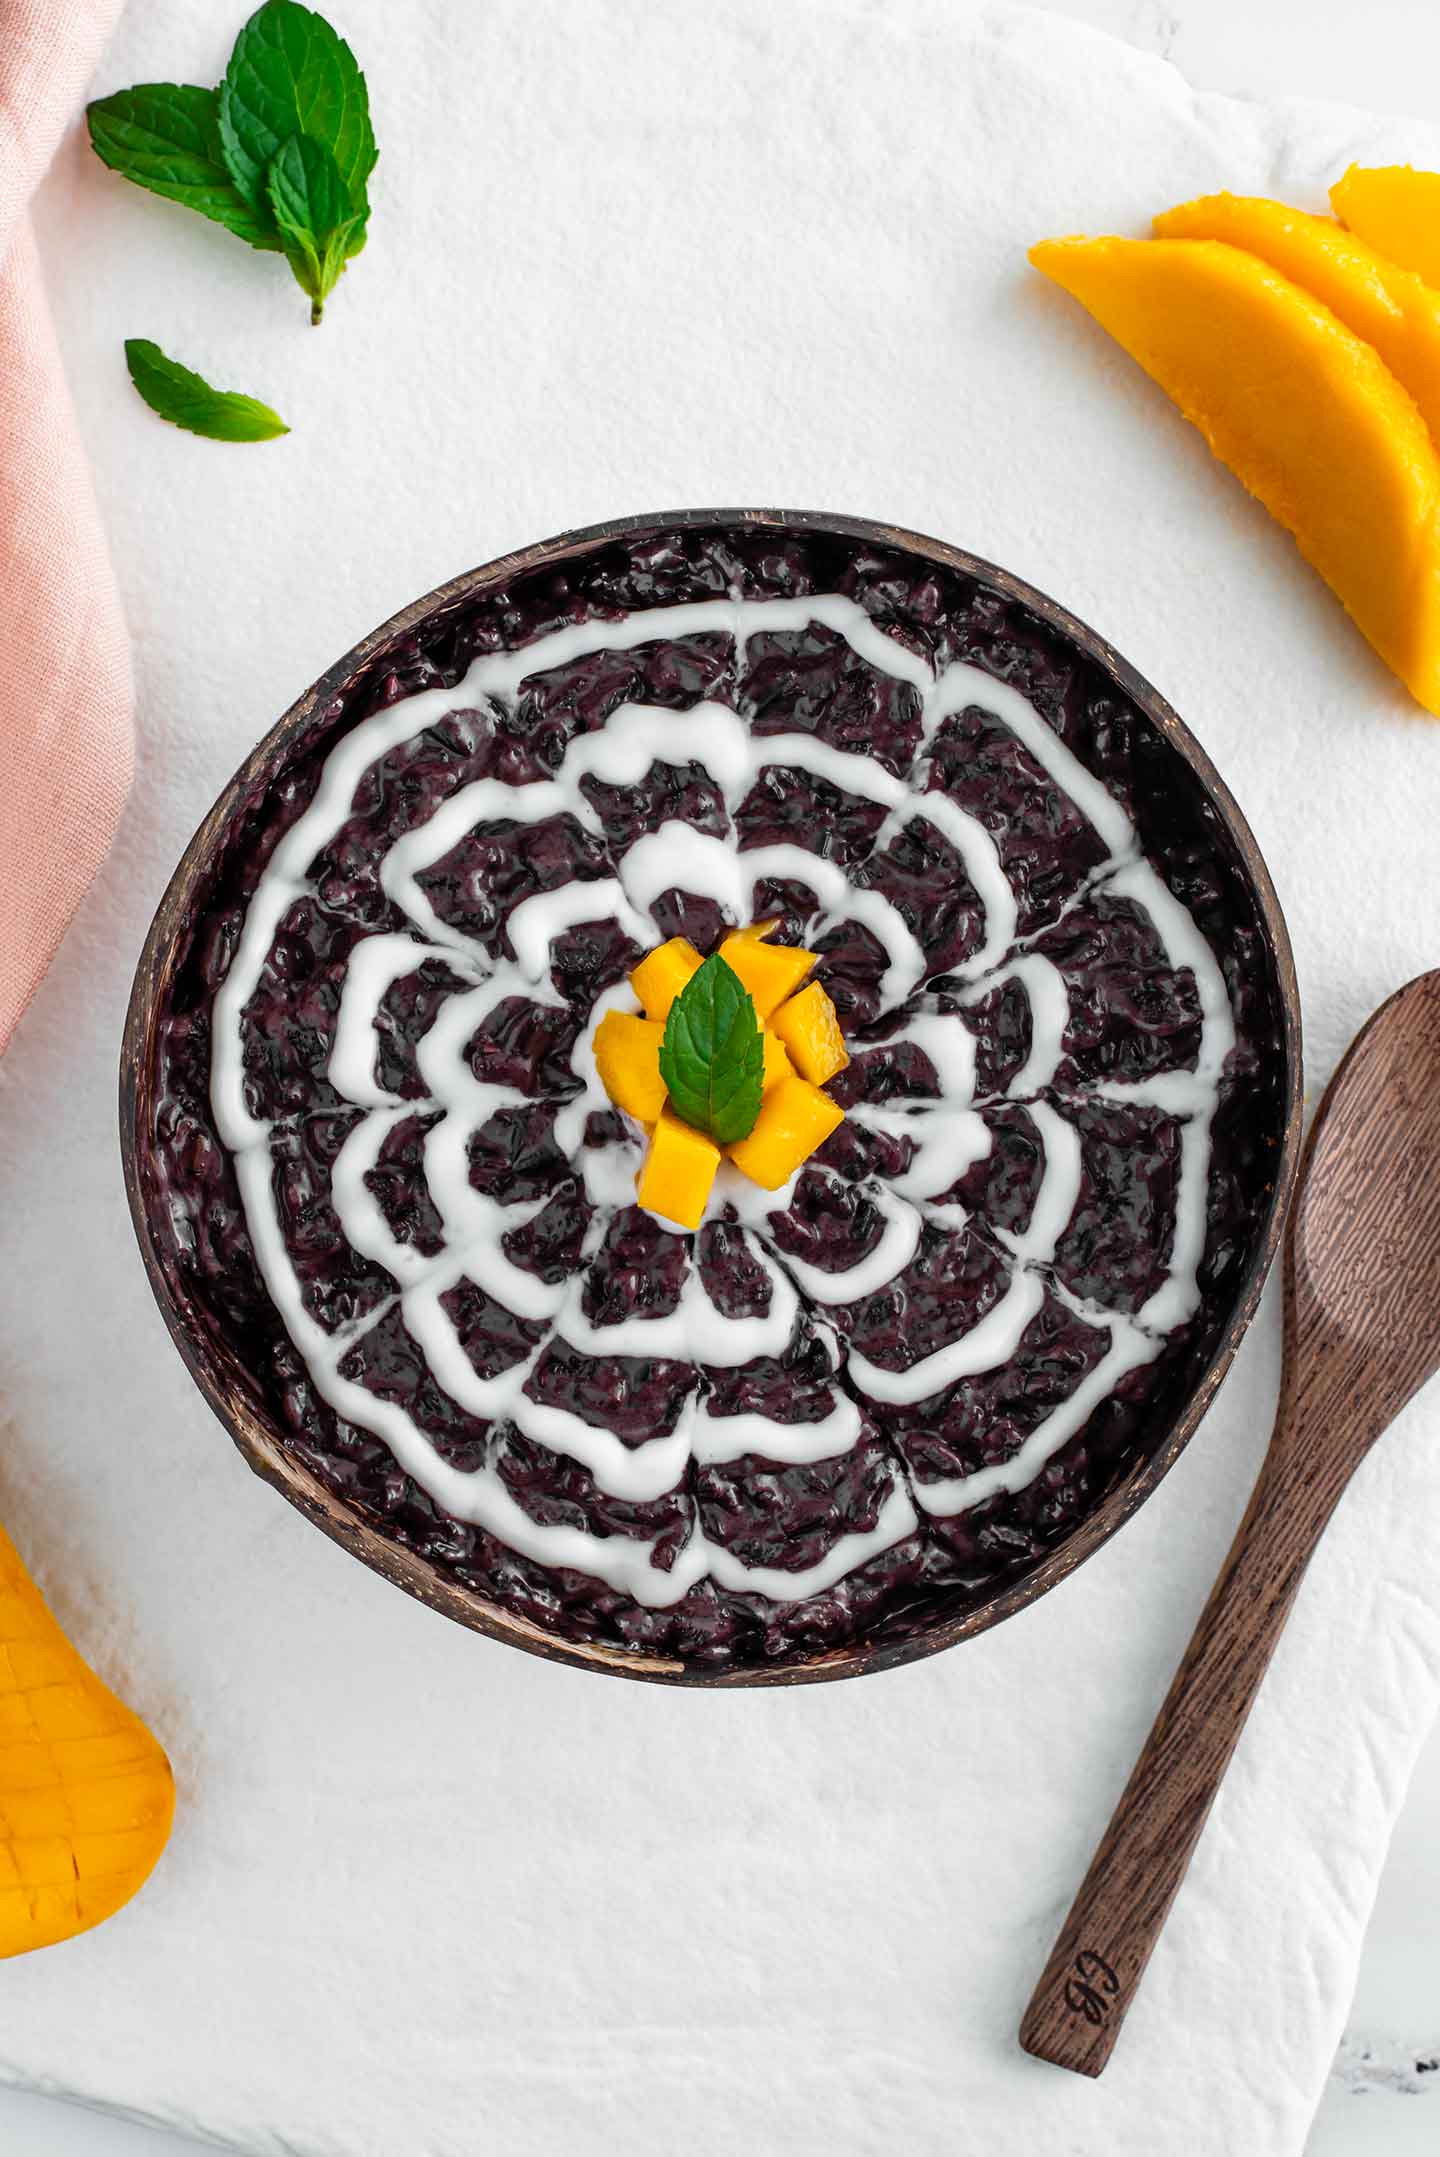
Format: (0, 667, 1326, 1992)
(716, 931, 816, 1019)
(629, 937, 702, 1021)
(638, 1107, 721, 1230)
(769, 981, 849, 1086)
(593, 1010, 667, 1124)
(725, 1076, 844, 1190)
(761, 1030, 793, 1093)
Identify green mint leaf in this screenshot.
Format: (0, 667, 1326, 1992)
(658, 954, 765, 1145)
(218, 2, 376, 221)
(86, 83, 282, 251)
(265, 133, 366, 324)
(124, 339, 289, 442)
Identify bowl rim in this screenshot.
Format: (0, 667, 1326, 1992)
(119, 505, 1304, 1688)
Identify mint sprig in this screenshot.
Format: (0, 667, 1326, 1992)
(218, 1, 376, 222)
(86, 3, 375, 328)
(124, 339, 289, 442)
(658, 956, 765, 1146)
(266, 132, 366, 324)
(86, 85, 282, 251)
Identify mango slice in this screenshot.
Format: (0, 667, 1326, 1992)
(1155, 193, 1440, 445)
(768, 981, 849, 1086)
(637, 1106, 721, 1230)
(593, 1010, 667, 1124)
(716, 931, 816, 1019)
(1030, 234, 1440, 714)
(0, 1521, 174, 1957)
(761, 1029, 793, 1092)
(1332, 164, 1440, 292)
(726, 1075, 844, 1190)
(629, 937, 701, 1022)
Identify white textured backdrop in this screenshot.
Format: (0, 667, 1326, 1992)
(3, 3, 1440, 2152)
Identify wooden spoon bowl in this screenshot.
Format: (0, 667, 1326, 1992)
(1292, 972, 1440, 1413)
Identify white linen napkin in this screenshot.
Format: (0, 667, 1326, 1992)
(3, 3, 1440, 2151)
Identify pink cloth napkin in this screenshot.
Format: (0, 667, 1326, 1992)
(0, 0, 130, 1053)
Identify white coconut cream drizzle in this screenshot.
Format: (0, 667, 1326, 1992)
(845, 1271, 1049, 1406)
(1092, 857, 1236, 1334)
(328, 1104, 438, 1283)
(909, 1319, 1160, 1518)
(919, 661, 1140, 861)
(959, 952, 1071, 1098)
(881, 1105, 994, 1204)
(769, 1178, 924, 1306)
(995, 1100, 1084, 1267)
(211, 589, 1238, 1606)
(326, 935, 482, 1106)
(885, 1009, 979, 1098)
(690, 1394, 866, 1467)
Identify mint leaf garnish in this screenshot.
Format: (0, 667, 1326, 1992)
(659, 955, 765, 1145)
(86, 5, 376, 332)
(218, 3, 376, 222)
(266, 133, 366, 324)
(124, 339, 289, 442)
(86, 84, 282, 251)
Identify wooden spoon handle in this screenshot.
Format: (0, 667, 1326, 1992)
(1018, 1440, 1343, 2076)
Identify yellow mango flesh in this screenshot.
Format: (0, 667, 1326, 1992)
(592, 1011, 667, 1124)
(637, 1107, 721, 1230)
(0, 1522, 174, 1957)
(1155, 193, 1440, 447)
(1332, 164, 1440, 292)
(716, 932, 816, 1019)
(1030, 234, 1440, 714)
(761, 1029, 793, 1092)
(726, 1076, 844, 1190)
(768, 981, 849, 1086)
(629, 937, 701, 1021)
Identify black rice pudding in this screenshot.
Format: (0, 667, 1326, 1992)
(130, 514, 1294, 1674)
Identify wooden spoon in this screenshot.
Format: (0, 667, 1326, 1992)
(1020, 969, 1440, 2077)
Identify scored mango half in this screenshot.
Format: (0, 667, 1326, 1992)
(0, 1521, 174, 1957)
(1332, 165, 1440, 292)
(1030, 233, 1440, 715)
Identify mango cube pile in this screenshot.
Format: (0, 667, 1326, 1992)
(593, 925, 851, 1230)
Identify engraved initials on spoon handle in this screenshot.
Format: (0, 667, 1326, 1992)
(1018, 1339, 1362, 2078)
